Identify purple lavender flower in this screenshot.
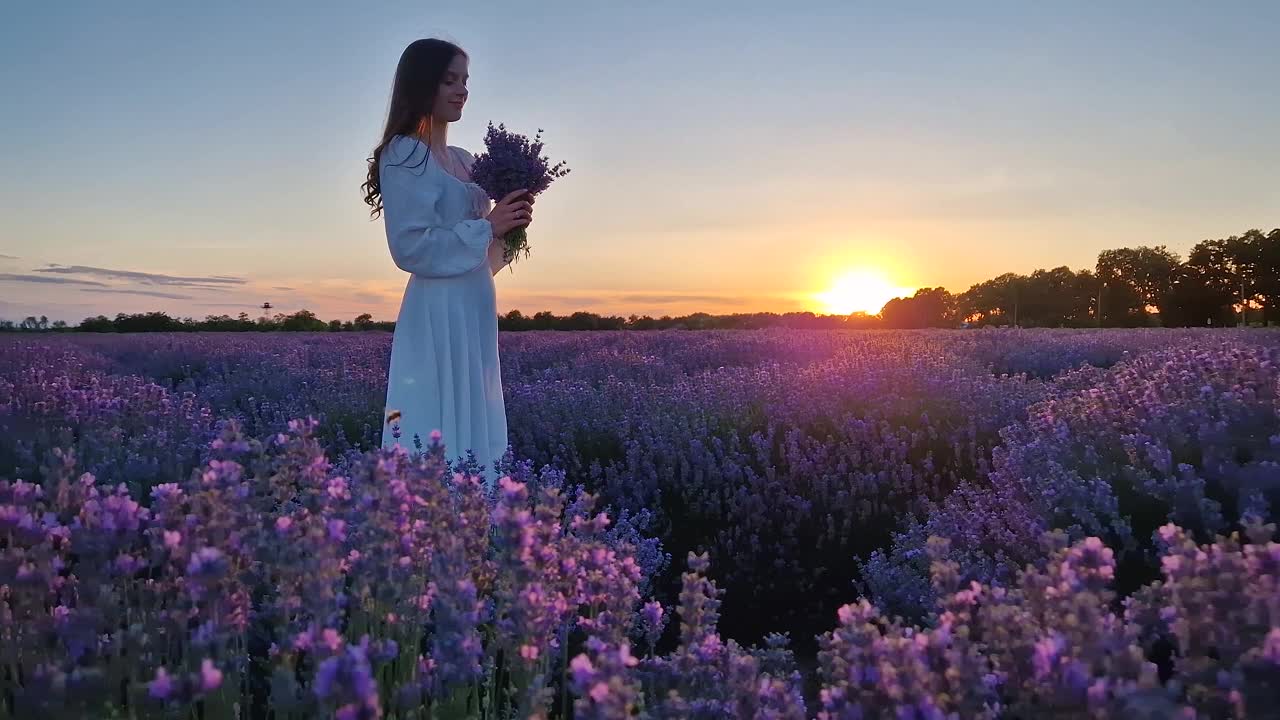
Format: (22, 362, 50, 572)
(1262, 628, 1280, 665)
(150, 667, 174, 700)
(636, 600, 666, 654)
(186, 546, 226, 576)
(312, 635, 382, 718)
(199, 658, 223, 692)
(569, 638, 642, 719)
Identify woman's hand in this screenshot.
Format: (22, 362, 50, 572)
(487, 189, 533, 237)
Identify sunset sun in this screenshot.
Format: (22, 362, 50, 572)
(814, 269, 915, 316)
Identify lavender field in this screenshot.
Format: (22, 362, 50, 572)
(2, 328, 1279, 718)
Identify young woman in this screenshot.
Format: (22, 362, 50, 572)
(362, 38, 532, 488)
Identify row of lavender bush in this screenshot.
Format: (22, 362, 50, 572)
(1, 329, 1278, 694)
(2, 417, 1278, 717)
(863, 340, 1280, 620)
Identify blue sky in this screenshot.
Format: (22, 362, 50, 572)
(1, 1, 1276, 322)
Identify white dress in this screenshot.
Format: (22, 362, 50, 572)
(379, 134, 510, 488)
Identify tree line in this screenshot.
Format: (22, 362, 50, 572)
(883, 227, 1277, 328)
(3, 227, 1275, 333)
(0, 308, 872, 334)
(0, 311, 397, 334)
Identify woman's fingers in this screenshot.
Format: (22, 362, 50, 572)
(503, 201, 532, 216)
(489, 191, 533, 235)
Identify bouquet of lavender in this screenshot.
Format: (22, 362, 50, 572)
(470, 122, 570, 266)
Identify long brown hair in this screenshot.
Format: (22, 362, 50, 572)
(362, 38, 466, 218)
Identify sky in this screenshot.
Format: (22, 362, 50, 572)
(1, 1, 1277, 323)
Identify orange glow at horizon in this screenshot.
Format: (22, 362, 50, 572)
(812, 268, 916, 316)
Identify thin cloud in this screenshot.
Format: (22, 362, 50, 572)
(191, 302, 270, 309)
(503, 291, 753, 308)
(352, 291, 395, 305)
(0, 254, 18, 260)
(615, 294, 749, 305)
(80, 288, 194, 300)
(505, 294, 606, 308)
(0, 273, 109, 287)
(36, 264, 247, 288)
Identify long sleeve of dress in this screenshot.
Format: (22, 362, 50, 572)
(380, 136, 495, 279)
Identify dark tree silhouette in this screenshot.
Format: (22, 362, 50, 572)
(1096, 246, 1181, 316)
(881, 287, 957, 328)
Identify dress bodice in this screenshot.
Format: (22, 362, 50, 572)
(379, 134, 495, 279)
(440, 146, 492, 221)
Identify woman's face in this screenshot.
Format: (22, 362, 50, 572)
(433, 53, 469, 123)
